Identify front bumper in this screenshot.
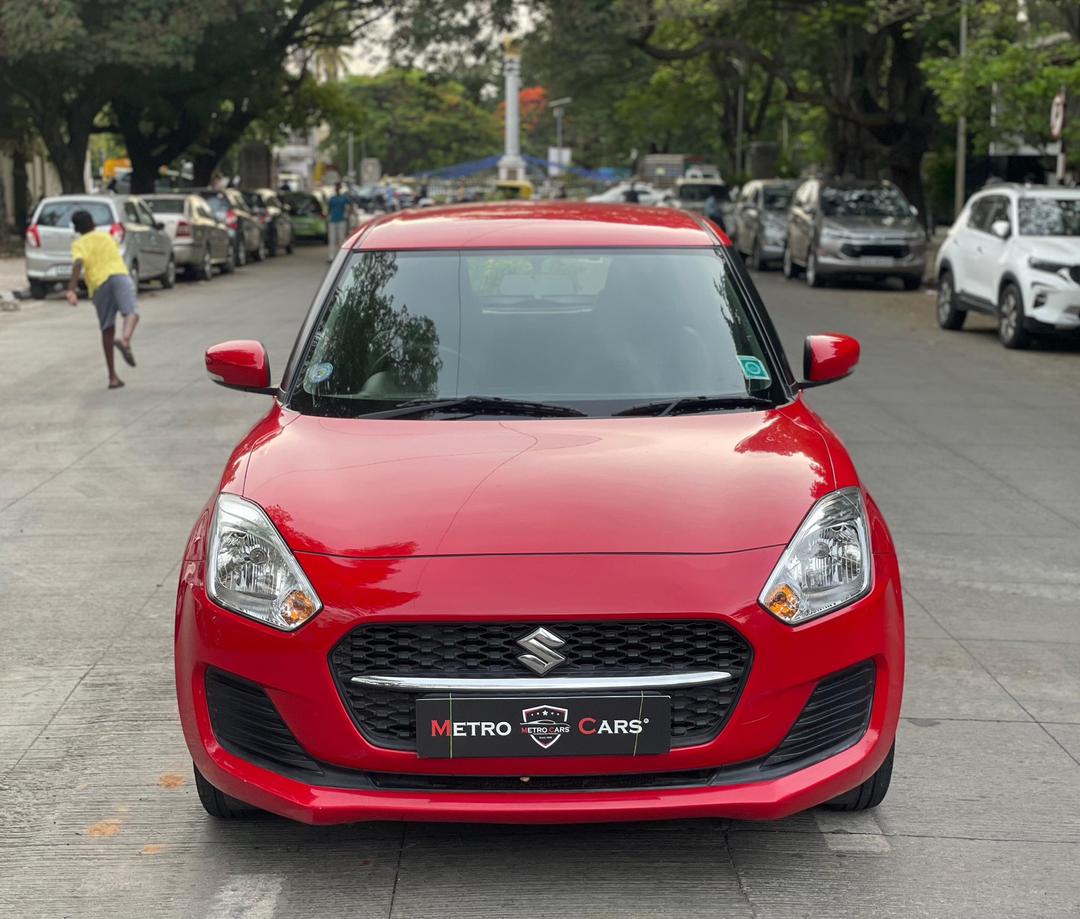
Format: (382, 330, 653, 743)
(176, 548, 903, 825)
(1027, 283, 1080, 331)
(816, 244, 925, 280)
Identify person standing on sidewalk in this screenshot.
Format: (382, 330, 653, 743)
(326, 183, 351, 262)
(65, 210, 139, 390)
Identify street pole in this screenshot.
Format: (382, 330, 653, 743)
(735, 59, 746, 177)
(954, 0, 968, 217)
(347, 133, 354, 180)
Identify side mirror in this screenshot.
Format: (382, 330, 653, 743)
(991, 219, 1011, 239)
(154, 220, 165, 230)
(205, 340, 275, 394)
(801, 333, 860, 388)
(909, 204, 919, 217)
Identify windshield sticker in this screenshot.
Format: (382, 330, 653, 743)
(306, 362, 334, 386)
(738, 355, 771, 382)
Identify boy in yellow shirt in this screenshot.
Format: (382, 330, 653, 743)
(65, 210, 140, 389)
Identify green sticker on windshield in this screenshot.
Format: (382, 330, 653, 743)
(738, 355, 771, 382)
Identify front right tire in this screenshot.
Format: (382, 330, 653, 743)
(782, 244, 800, 279)
(193, 764, 259, 819)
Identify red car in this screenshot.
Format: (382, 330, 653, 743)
(177, 203, 903, 825)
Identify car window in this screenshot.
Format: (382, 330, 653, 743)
(1017, 197, 1080, 236)
(289, 248, 781, 418)
(763, 186, 794, 211)
(124, 202, 145, 225)
(821, 186, 910, 218)
(146, 198, 185, 214)
(36, 200, 113, 227)
(138, 202, 158, 226)
(970, 196, 1008, 233)
(678, 183, 728, 203)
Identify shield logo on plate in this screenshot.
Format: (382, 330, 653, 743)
(520, 705, 571, 750)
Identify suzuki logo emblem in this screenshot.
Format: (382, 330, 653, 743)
(516, 627, 566, 675)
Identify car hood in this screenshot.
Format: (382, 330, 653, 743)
(1014, 236, 1080, 260)
(823, 215, 921, 236)
(238, 406, 837, 558)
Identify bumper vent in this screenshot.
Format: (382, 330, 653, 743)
(204, 669, 320, 775)
(764, 662, 875, 769)
(368, 769, 716, 793)
(330, 620, 752, 751)
(840, 244, 909, 259)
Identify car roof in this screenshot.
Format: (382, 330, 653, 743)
(352, 202, 723, 250)
(973, 183, 1080, 198)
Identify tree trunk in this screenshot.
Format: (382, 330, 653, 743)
(12, 147, 29, 231)
(192, 152, 221, 188)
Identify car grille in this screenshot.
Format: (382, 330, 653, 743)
(329, 620, 753, 751)
(1069, 266, 1080, 284)
(840, 243, 909, 259)
(763, 661, 875, 768)
(368, 769, 716, 792)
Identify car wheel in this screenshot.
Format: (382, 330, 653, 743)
(129, 262, 140, 290)
(253, 236, 267, 262)
(267, 231, 278, 257)
(29, 279, 49, 299)
(193, 764, 259, 819)
(234, 240, 247, 268)
(221, 245, 236, 274)
(806, 250, 824, 287)
(197, 246, 213, 281)
(936, 271, 966, 330)
(161, 256, 176, 289)
(782, 244, 800, 279)
(825, 744, 894, 811)
(998, 281, 1031, 349)
(751, 236, 766, 272)
(285, 234, 295, 255)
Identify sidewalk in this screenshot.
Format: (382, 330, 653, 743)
(0, 256, 27, 310)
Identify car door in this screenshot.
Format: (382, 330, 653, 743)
(122, 200, 152, 274)
(734, 183, 758, 252)
(965, 195, 1010, 305)
(197, 199, 225, 259)
(135, 199, 170, 276)
(788, 181, 814, 264)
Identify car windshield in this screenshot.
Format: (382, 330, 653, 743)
(679, 184, 728, 202)
(763, 188, 794, 211)
(289, 248, 781, 418)
(146, 199, 185, 214)
(1018, 198, 1080, 236)
(822, 187, 910, 218)
(201, 193, 229, 216)
(284, 193, 322, 215)
(36, 200, 113, 227)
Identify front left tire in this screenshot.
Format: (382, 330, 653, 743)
(825, 743, 894, 811)
(998, 281, 1032, 349)
(161, 256, 176, 289)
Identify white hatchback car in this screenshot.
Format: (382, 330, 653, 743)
(935, 184, 1080, 348)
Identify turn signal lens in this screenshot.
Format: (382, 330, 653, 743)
(207, 493, 322, 631)
(759, 488, 871, 625)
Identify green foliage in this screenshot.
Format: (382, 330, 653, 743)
(323, 70, 502, 176)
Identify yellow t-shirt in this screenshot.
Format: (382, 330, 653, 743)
(71, 232, 128, 296)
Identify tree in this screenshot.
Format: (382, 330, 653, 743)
(0, 0, 232, 192)
(323, 70, 502, 176)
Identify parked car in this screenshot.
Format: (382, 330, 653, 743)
(936, 184, 1080, 349)
(587, 182, 668, 206)
(178, 202, 903, 826)
(25, 194, 174, 298)
(733, 179, 799, 269)
(145, 194, 234, 280)
(283, 191, 328, 241)
(240, 189, 294, 256)
(669, 177, 735, 229)
(199, 188, 266, 265)
(783, 179, 926, 289)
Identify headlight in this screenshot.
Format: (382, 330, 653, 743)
(1028, 257, 1069, 276)
(207, 493, 322, 630)
(759, 487, 871, 625)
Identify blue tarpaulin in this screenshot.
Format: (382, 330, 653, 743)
(416, 154, 612, 182)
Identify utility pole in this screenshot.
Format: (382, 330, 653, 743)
(734, 59, 746, 177)
(954, 0, 968, 217)
(550, 96, 572, 176)
(347, 133, 355, 180)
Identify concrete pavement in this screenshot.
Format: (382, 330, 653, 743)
(1, 245, 1079, 918)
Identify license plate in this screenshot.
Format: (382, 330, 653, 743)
(48, 263, 72, 276)
(415, 694, 671, 758)
(859, 256, 895, 267)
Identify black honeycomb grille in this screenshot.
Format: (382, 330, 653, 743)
(329, 620, 752, 751)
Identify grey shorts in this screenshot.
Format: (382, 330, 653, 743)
(92, 274, 138, 331)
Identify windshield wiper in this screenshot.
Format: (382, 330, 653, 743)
(614, 394, 778, 417)
(358, 395, 588, 419)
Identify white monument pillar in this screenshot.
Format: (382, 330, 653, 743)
(498, 40, 525, 181)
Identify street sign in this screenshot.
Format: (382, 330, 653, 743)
(1050, 91, 1066, 140)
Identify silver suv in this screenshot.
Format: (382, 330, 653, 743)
(25, 194, 175, 298)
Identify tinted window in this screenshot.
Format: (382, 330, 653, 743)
(968, 198, 993, 231)
(821, 186, 910, 217)
(290, 248, 778, 417)
(763, 187, 794, 211)
(201, 192, 230, 216)
(138, 202, 157, 225)
(678, 183, 728, 202)
(36, 200, 114, 227)
(1018, 198, 1080, 236)
(146, 199, 185, 214)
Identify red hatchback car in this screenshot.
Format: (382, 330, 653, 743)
(176, 203, 903, 825)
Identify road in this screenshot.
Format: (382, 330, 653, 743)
(2, 245, 1079, 918)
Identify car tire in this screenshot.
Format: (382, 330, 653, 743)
(161, 256, 176, 289)
(806, 250, 825, 287)
(782, 244, 800, 279)
(936, 270, 966, 330)
(998, 281, 1031, 349)
(193, 764, 259, 819)
(253, 236, 267, 262)
(267, 232, 278, 257)
(29, 279, 49, 299)
(221, 245, 236, 274)
(197, 246, 213, 281)
(285, 235, 294, 255)
(751, 236, 767, 272)
(234, 240, 247, 268)
(825, 743, 894, 811)
(129, 262, 140, 290)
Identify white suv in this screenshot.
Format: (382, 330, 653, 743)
(935, 184, 1080, 348)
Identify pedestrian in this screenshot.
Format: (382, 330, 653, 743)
(704, 193, 725, 232)
(623, 182, 641, 204)
(327, 182, 351, 262)
(64, 210, 139, 390)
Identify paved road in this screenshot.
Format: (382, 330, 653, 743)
(2, 247, 1079, 918)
